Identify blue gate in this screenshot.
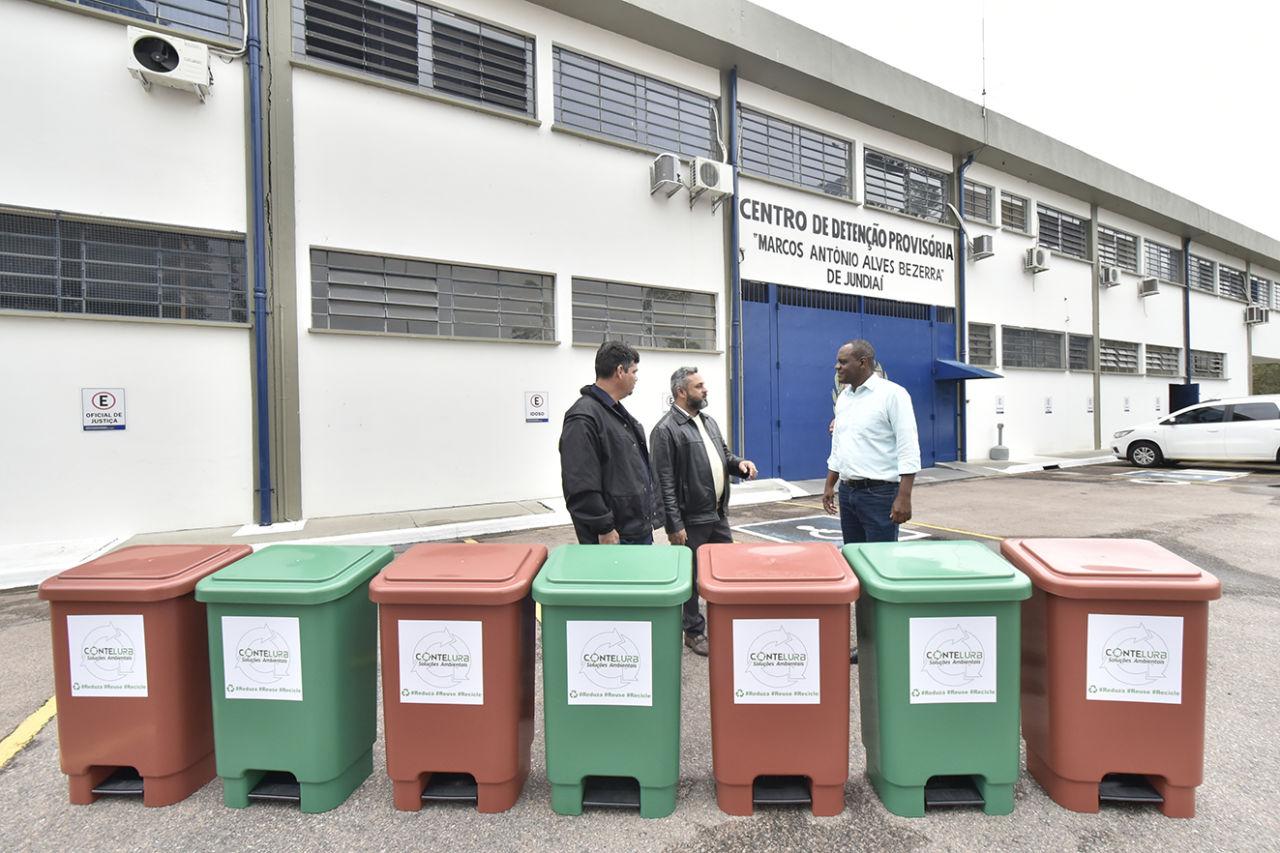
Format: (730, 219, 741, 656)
(741, 283, 957, 480)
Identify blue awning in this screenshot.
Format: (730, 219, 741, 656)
(933, 359, 1002, 380)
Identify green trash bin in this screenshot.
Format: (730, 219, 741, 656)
(532, 544, 691, 819)
(842, 541, 1031, 817)
(195, 544, 393, 813)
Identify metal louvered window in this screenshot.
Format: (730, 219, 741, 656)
(61, 0, 243, 42)
(1001, 191, 1030, 233)
(738, 108, 851, 197)
(553, 48, 717, 160)
(1145, 345, 1181, 377)
(294, 1, 536, 116)
(1144, 240, 1184, 284)
(1036, 205, 1089, 259)
(311, 250, 554, 341)
(968, 323, 995, 366)
(1249, 275, 1272, 305)
(1192, 349, 1225, 379)
(1096, 226, 1139, 273)
(1218, 265, 1247, 300)
(863, 149, 950, 223)
(1, 210, 246, 322)
(1099, 339, 1140, 374)
(572, 279, 715, 350)
(1002, 326, 1063, 369)
(1189, 255, 1216, 293)
(962, 181, 993, 224)
(1069, 334, 1093, 371)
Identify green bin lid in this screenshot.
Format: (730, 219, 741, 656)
(195, 544, 395, 606)
(532, 544, 691, 608)
(842, 541, 1030, 604)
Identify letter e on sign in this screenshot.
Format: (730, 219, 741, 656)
(525, 391, 549, 424)
(81, 388, 126, 431)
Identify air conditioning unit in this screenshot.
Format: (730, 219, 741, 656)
(1139, 277, 1160, 298)
(1099, 265, 1122, 287)
(649, 153, 683, 198)
(126, 26, 212, 102)
(1245, 304, 1271, 325)
(970, 234, 994, 260)
(1023, 247, 1049, 274)
(688, 157, 734, 208)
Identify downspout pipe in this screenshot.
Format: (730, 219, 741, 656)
(248, 1, 273, 526)
(727, 67, 743, 456)
(1182, 236, 1192, 386)
(955, 153, 975, 461)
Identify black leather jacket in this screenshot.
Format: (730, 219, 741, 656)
(559, 385, 662, 539)
(649, 405, 744, 534)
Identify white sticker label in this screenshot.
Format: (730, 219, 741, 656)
(81, 387, 126, 431)
(67, 615, 148, 697)
(222, 616, 303, 701)
(909, 616, 998, 704)
(524, 391, 549, 424)
(397, 620, 484, 704)
(1086, 614, 1183, 704)
(733, 619, 821, 704)
(566, 620, 652, 706)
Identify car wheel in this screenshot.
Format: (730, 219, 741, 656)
(1128, 441, 1163, 468)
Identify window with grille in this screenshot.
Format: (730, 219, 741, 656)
(1218, 265, 1247, 300)
(1001, 191, 1030, 233)
(1001, 326, 1063, 369)
(553, 48, 717, 159)
(863, 149, 950, 222)
(1036, 205, 1089, 259)
(1100, 339, 1139, 374)
(295, 1, 536, 115)
(1096, 225, 1139, 273)
(0, 210, 246, 322)
(967, 323, 995, 366)
(572, 279, 715, 350)
(311, 249, 554, 340)
(1144, 240, 1184, 284)
(738, 108, 851, 197)
(1145, 344, 1181, 377)
(962, 180, 993, 223)
(1191, 349, 1225, 379)
(1250, 275, 1272, 305)
(1068, 334, 1093, 371)
(1188, 255, 1216, 293)
(62, 0, 243, 42)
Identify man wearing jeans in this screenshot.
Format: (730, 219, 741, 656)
(821, 339, 920, 663)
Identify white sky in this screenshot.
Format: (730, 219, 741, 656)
(753, 0, 1280, 239)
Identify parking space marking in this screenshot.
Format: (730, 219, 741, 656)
(0, 697, 56, 770)
(1112, 469, 1252, 486)
(733, 514, 931, 544)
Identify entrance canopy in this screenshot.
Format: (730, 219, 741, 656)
(932, 359, 1001, 381)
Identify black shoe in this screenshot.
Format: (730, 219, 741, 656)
(684, 632, 709, 656)
(849, 647, 859, 665)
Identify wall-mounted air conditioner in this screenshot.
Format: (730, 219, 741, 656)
(1139, 277, 1160, 298)
(1099, 266, 1122, 287)
(1245, 304, 1271, 325)
(649, 153, 683, 198)
(970, 234, 994, 260)
(1024, 247, 1049, 274)
(126, 26, 212, 102)
(688, 157, 734, 209)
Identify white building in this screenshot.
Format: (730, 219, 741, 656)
(3, 0, 1279, 549)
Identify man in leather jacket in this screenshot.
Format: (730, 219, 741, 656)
(650, 367, 758, 655)
(560, 341, 662, 545)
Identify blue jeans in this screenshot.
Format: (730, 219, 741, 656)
(838, 482, 900, 544)
(621, 531, 654, 545)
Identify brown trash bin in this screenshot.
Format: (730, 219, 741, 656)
(1001, 538, 1221, 818)
(369, 542, 545, 813)
(39, 544, 252, 806)
(698, 542, 859, 816)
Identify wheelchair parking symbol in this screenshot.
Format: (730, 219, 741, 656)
(732, 515, 930, 544)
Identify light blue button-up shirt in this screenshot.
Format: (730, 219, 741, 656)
(826, 374, 922, 482)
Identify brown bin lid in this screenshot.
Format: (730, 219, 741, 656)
(369, 543, 547, 606)
(698, 543, 859, 605)
(38, 544, 253, 603)
(1000, 538, 1221, 601)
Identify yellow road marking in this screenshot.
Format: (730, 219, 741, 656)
(0, 697, 57, 769)
(463, 538, 478, 543)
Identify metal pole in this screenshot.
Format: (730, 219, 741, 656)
(727, 67, 743, 456)
(247, 1, 272, 526)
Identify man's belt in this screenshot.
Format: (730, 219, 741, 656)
(839, 477, 895, 489)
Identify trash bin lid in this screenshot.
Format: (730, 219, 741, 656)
(1000, 538, 1222, 601)
(38, 544, 253, 603)
(369, 543, 547, 606)
(531, 544, 691, 607)
(698, 543, 859, 605)
(195, 544, 394, 606)
(843, 541, 1031, 604)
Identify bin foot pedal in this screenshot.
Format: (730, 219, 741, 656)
(1099, 774, 1163, 804)
(248, 772, 301, 803)
(752, 776, 811, 806)
(421, 773, 478, 803)
(924, 775, 985, 808)
(581, 776, 640, 809)
(91, 767, 144, 797)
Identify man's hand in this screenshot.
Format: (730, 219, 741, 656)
(889, 494, 912, 525)
(669, 529, 688, 546)
(598, 529, 620, 545)
(738, 460, 758, 480)
(822, 488, 837, 516)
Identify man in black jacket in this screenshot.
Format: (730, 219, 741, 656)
(650, 366, 757, 655)
(559, 341, 662, 545)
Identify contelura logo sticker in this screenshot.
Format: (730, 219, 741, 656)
(221, 616, 304, 701)
(566, 621, 653, 707)
(732, 619, 821, 704)
(1085, 614, 1184, 704)
(67, 614, 149, 698)
(908, 616, 998, 704)
(398, 620, 485, 705)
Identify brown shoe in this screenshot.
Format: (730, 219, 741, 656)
(684, 632, 709, 656)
